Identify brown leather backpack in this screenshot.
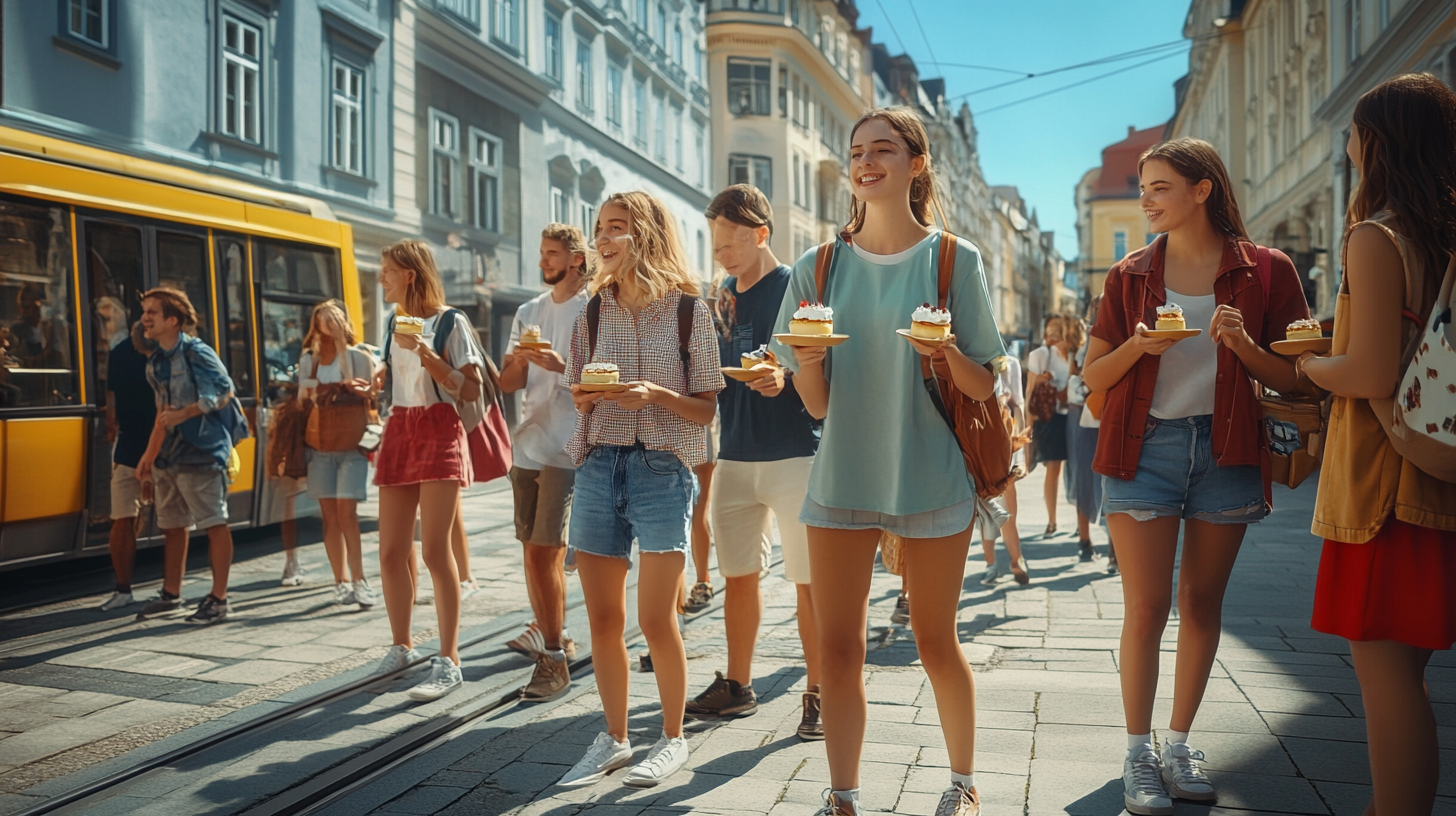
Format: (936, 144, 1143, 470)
(814, 233, 1013, 499)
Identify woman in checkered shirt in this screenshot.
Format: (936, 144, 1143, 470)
(557, 191, 725, 789)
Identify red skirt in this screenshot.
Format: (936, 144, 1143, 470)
(1312, 518, 1456, 650)
(373, 403, 470, 488)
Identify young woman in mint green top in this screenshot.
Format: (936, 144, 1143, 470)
(774, 109, 1004, 816)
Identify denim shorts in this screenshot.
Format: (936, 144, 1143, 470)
(800, 494, 978, 539)
(569, 445, 696, 560)
(1102, 414, 1268, 524)
(306, 448, 370, 502)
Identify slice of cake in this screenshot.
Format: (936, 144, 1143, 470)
(1155, 303, 1185, 331)
(395, 309, 425, 336)
(581, 362, 620, 384)
(520, 324, 543, 345)
(1285, 318, 1322, 341)
(790, 301, 834, 336)
(910, 303, 952, 340)
(740, 344, 779, 370)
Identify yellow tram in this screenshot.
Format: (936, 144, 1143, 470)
(0, 126, 363, 571)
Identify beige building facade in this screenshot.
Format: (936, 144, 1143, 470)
(1075, 125, 1162, 305)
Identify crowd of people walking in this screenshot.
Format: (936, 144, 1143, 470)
(90, 72, 1456, 816)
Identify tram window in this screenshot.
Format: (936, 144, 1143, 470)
(0, 196, 79, 408)
(156, 231, 213, 347)
(84, 221, 145, 410)
(215, 235, 255, 398)
(257, 240, 340, 299)
(260, 299, 314, 406)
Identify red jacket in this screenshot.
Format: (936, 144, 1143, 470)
(1090, 235, 1311, 498)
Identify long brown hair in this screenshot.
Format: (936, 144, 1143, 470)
(381, 239, 447, 318)
(845, 107, 945, 234)
(1138, 138, 1248, 240)
(302, 299, 356, 355)
(1349, 72, 1456, 286)
(590, 191, 702, 302)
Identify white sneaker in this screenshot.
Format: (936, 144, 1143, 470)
(353, 578, 378, 608)
(280, 558, 305, 587)
(407, 656, 462, 702)
(460, 580, 480, 600)
(1161, 741, 1216, 802)
(558, 732, 634, 787)
(375, 644, 421, 675)
(1124, 746, 1173, 815)
(99, 591, 133, 611)
(622, 733, 689, 788)
(332, 583, 356, 605)
(979, 563, 1000, 586)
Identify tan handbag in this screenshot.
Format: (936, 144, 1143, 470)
(304, 349, 372, 452)
(878, 531, 906, 577)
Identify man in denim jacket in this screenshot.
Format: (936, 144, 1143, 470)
(136, 287, 238, 624)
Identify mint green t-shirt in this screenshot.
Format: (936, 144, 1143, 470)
(771, 231, 1005, 516)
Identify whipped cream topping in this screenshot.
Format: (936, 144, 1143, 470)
(743, 344, 771, 360)
(583, 362, 618, 374)
(521, 323, 542, 336)
(911, 303, 951, 325)
(792, 300, 833, 321)
(1156, 303, 1183, 316)
(1287, 318, 1321, 332)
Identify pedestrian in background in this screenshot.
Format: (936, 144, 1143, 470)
(296, 299, 379, 610)
(777, 108, 1004, 816)
(372, 239, 486, 703)
(1303, 73, 1456, 816)
(1083, 138, 1309, 816)
(557, 191, 722, 789)
(135, 288, 242, 625)
(500, 222, 593, 702)
(979, 355, 1029, 587)
(1026, 314, 1071, 541)
(1063, 306, 1104, 562)
(685, 184, 824, 740)
(99, 320, 156, 611)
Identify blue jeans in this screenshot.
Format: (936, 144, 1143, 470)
(1102, 414, 1268, 524)
(569, 445, 696, 560)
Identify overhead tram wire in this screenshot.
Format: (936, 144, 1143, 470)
(972, 50, 1190, 117)
(950, 39, 1192, 101)
(907, 1, 943, 76)
(873, 0, 911, 60)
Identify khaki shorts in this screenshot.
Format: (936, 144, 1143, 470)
(110, 464, 143, 520)
(154, 468, 230, 531)
(510, 465, 574, 547)
(709, 456, 814, 584)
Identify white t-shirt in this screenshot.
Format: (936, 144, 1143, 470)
(1027, 344, 1071, 415)
(508, 290, 588, 470)
(298, 346, 378, 396)
(389, 310, 486, 409)
(1150, 290, 1218, 419)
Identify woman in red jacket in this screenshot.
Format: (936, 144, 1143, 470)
(1083, 138, 1310, 815)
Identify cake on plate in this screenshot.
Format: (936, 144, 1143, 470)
(395, 310, 425, 336)
(741, 344, 779, 370)
(1285, 318, 1322, 341)
(520, 324, 543, 344)
(1155, 303, 1185, 331)
(581, 362, 620, 384)
(910, 303, 952, 340)
(790, 301, 834, 336)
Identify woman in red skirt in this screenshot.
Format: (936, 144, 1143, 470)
(1301, 73, 1456, 815)
(371, 239, 486, 703)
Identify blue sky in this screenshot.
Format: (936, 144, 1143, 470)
(852, 0, 1192, 259)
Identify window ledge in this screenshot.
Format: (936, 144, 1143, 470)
(323, 165, 378, 187)
(204, 132, 279, 159)
(52, 36, 120, 70)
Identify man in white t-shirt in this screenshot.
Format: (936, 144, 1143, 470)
(499, 224, 592, 703)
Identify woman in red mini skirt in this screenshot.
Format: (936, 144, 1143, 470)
(371, 240, 487, 704)
(1301, 74, 1456, 815)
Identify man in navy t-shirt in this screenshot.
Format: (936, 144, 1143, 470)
(99, 321, 157, 611)
(685, 185, 823, 739)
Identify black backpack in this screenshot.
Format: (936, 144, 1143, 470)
(586, 291, 697, 375)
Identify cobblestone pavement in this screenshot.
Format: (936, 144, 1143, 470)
(1, 476, 1454, 815)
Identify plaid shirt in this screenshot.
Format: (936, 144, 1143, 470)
(566, 287, 724, 467)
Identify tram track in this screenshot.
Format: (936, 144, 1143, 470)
(9, 559, 748, 816)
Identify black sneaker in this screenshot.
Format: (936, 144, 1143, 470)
(1078, 541, 1096, 562)
(136, 591, 181, 618)
(686, 671, 758, 718)
(639, 652, 654, 673)
(890, 593, 910, 626)
(798, 688, 824, 740)
(184, 594, 229, 624)
(1107, 546, 1119, 575)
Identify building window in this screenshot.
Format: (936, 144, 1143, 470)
(66, 0, 108, 48)
(1346, 0, 1362, 65)
(694, 42, 704, 81)
(697, 230, 706, 275)
(544, 12, 563, 81)
(789, 0, 800, 25)
(330, 61, 364, 174)
(655, 3, 667, 47)
(221, 15, 263, 144)
(634, 77, 648, 148)
(429, 109, 460, 219)
(792, 152, 802, 207)
(491, 0, 519, 47)
(607, 64, 624, 128)
(728, 57, 772, 116)
(551, 185, 570, 224)
(694, 122, 706, 187)
(1114, 230, 1127, 261)
(654, 91, 667, 162)
(470, 129, 502, 232)
(673, 104, 684, 170)
(580, 202, 596, 238)
(1378, 0, 1390, 30)
(728, 153, 772, 197)
(438, 0, 481, 27)
(673, 24, 683, 63)
(576, 41, 593, 113)
(636, 0, 648, 28)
